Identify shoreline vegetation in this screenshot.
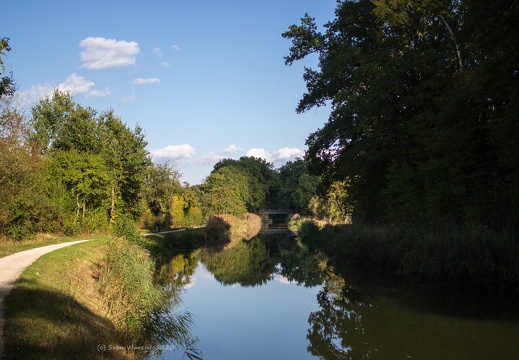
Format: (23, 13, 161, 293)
(3, 233, 201, 360)
(290, 218, 519, 290)
(2, 214, 263, 360)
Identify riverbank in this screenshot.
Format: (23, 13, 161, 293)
(0, 235, 90, 258)
(290, 219, 519, 290)
(2, 233, 198, 360)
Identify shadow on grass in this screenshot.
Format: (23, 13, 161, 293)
(4, 287, 126, 360)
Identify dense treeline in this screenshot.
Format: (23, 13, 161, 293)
(0, 87, 326, 241)
(283, 0, 519, 227)
(0, 35, 330, 241)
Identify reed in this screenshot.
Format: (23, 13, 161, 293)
(293, 219, 519, 288)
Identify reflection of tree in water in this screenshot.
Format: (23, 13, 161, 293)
(271, 235, 327, 288)
(201, 237, 277, 287)
(306, 265, 519, 360)
(156, 250, 200, 305)
(307, 277, 379, 360)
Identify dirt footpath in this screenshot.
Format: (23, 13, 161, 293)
(0, 240, 89, 358)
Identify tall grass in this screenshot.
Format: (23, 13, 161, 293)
(205, 213, 263, 249)
(292, 219, 519, 288)
(98, 235, 199, 358)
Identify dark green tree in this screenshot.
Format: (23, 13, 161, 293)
(278, 158, 318, 214)
(213, 156, 279, 211)
(284, 0, 519, 225)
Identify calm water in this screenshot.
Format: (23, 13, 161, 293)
(152, 236, 519, 360)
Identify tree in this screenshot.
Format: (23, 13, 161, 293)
(0, 37, 14, 98)
(201, 167, 251, 218)
(0, 97, 47, 239)
(47, 150, 109, 223)
(97, 110, 150, 221)
(142, 162, 181, 217)
(284, 0, 519, 225)
(278, 159, 318, 214)
(31, 92, 150, 224)
(212, 156, 279, 211)
(31, 90, 99, 154)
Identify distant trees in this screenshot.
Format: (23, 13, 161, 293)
(284, 0, 519, 226)
(278, 159, 318, 214)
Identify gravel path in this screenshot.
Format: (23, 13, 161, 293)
(0, 240, 90, 358)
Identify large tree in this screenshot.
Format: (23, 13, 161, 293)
(283, 0, 519, 225)
(31, 91, 150, 223)
(212, 156, 279, 211)
(278, 159, 318, 214)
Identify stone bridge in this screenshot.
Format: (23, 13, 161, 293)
(259, 209, 295, 235)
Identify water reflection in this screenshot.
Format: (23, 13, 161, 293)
(155, 235, 519, 360)
(200, 238, 276, 286)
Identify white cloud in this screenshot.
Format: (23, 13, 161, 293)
(57, 73, 94, 94)
(246, 147, 304, 167)
(246, 148, 271, 161)
(121, 94, 137, 103)
(150, 144, 196, 161)
(223, 144, 243, 154)
(80, 37, 140, 70)
(196, 152, 224, 165)
(131, 77, 160, 85)
(272, 147, 305, 162)
(171, 44, 181, 51)
(58, 73, 111, 98)
(15, 82, 54, 105)
(16, 73, 109, 104)
(160, 62, 170, 68)
(152, 47, 163, 57)
(85, 88, 111, 98)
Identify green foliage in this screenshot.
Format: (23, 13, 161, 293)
(201, 167, 250, 218)
(278, 158, 318, 213)
(293, 219, 519, 287)
(309, 180, 352, 222)
(284, 0, 519, 226)
(0, 37, 14, 98)
(212, 156, 280, 210)
(0, 98, 48, 240)
(142, 162, 181, 217)
(111, 213, 142, 244)
(97, 236, 198, 357)
(201, 237, 276, 286)
(98, 110, 150, 219)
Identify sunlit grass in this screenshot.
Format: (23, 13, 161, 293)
(0, 234, 91, 258)
(3, 237, 128, 360)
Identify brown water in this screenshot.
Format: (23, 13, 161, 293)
(152, 236, 519, 360)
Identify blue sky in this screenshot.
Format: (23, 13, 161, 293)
(4, 0, 335, 184)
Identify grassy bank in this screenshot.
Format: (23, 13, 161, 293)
(0, 235, 91, 258)
(3, 235, 197, 360)
(3, 237, 126, 359)
(291, 219, 519, 289)
(204, 213, 264, 250)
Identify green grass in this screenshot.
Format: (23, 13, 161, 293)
(0, 235, 93, 258)
(3, 236, 130, 360)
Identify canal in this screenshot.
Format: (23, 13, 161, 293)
(151, 236, 519, 359)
